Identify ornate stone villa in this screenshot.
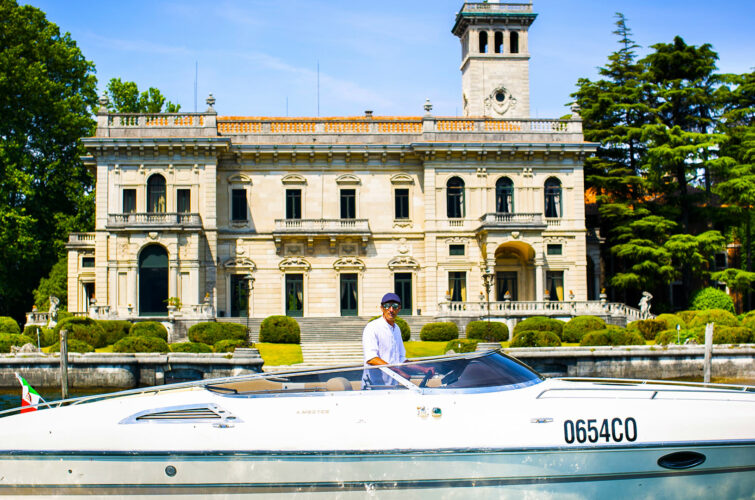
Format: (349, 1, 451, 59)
(61, 2, 643, 331)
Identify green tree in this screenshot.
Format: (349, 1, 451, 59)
(32, 254, 68, 310)
(0, 0, 97, 323)
(106, 78, 181, 113)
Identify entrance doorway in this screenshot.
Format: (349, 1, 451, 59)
(285, 274, 304, 317)
(230, 274, 249, 317)
(340, 274, 358, 316)
(394, 273, 412, 314)
(139, 245, 168, 315)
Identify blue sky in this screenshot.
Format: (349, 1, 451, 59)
(24, 0, 755, 118)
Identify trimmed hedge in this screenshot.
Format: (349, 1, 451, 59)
(562, 316, 606, 343)
(690, 287, 735, 313)
(655, 328, 699, 345)
(53, 317, 106, 348)
(0, 316, 21, 334)
(129, 321, 168, 341)
(445, 339, 479, 353)
(627, 319, 667, 340)
(169, 342, 212, 353)
(742, 315, 755, 333)
(419, 322, 459, 341)
(687, 309, 740, 328)
(259, 316, 301, 344)
(49, 339, 94, 353)
(510, 330, 561, 348)
(22, 325, 55, 347)
(113, 336, 169, 353)
(0, 333, 35, 353)
(656, 325, 755, 345)
(580, 327, 645, 347)
(188, 322, 248, 345)
(368, 316, 411, 341)
(656, 313, 685, 331)
(513, 316, 565, 339)
(465, 321, 508, 342)
(214, 339, 246, 353)
(98, 320, 132, 345)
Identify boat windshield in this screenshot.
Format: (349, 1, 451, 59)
(206, 351, 543, 396)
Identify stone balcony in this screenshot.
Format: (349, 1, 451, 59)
(106, 213, 203, 231)
(477, 212, 547, 232)
(273, 218, 371, 254)
(66, 232, 96, 248)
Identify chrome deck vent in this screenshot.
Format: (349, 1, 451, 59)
(119, 404, 242, 425)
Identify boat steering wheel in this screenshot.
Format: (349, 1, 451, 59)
(419, 370, 434, 388)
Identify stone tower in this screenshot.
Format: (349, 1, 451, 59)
(451, 1, 537, 118)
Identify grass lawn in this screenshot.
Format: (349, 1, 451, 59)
(255, 343, 303, 365)
(404, 341, 447, 358)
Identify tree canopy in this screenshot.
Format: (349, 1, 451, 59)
(106, 78, 181, 113)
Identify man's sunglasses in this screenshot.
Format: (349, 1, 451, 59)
(382, 302, 401, 310)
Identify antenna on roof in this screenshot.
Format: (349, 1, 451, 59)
(194, 61, 198, 113)
(317, 60, 320, 117)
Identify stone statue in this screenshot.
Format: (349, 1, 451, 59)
(639, 291, 653, 318)
(47, 296, 60, 328)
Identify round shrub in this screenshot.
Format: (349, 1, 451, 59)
(188, 322, 248, 345)
(690, 287, 735, 313)
(580, 327, 645, 347)
(169, 342, 212, 353)
(129, 321, 168, 342)
(0, 316, 21, 334)
(677, 311, 698, 325)
(687, 309, 740, 328)
(655, 328, 699, 345)
(513, 316, 565, 339)
(656, 313, 685, 331)
(368, 316, 410, 341)
(0, 333, 35, 353)
(49, 339, 94, 353)
(97, 320, 132, 345)
(510, 330, 561, 348)
(465, 321, 508, 342)
(445, 339, 478, 353)
(562, 316, 606, 343)
(22, 325, 45, 346)
(214, 339, 246, 353)
(53, 317, 106, 348)
(259, 316, 301, 344)
(712, 326, 755, 344)
(627, 319, 667, 340)
(113, 336, 169, 353)
(419, 322, 459, 341)
(742, 315, 755, 334)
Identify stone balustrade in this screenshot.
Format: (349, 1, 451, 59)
(273, 218, 370, 233)
(107, 114, 206, 128)
(461, 2, 534, 14)
(107, 213, 202, 229)
(439, 300, 645, 322)
(478, 212, 545, 229)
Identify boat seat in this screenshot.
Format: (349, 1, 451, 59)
(325, 377, 353, 391)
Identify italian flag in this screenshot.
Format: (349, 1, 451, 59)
(15, 373, 43, 413)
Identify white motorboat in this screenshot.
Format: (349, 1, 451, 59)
(0, 350, 753, 498)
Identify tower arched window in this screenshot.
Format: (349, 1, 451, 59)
(478, 31, 488, 54)
(510, 31, 519, 54)
(544, 177, 562, 218)
(447, 177, 465, 218)
(147, 174, 166, 213)
(495, 177, 514, 213)
(494, 31, 503, 53)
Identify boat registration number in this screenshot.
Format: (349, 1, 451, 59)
(563, 418, 637, 444)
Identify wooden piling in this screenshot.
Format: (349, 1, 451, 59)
(60, 329, 69, 399)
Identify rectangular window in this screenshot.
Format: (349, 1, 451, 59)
(81, 257, 95, 268)
(546, 271, 564, 301)
(394, 273, 412, 314)
(449, 244, 465, 256)
(285, 274, 304, 317)
(230, 274, 249, 317)
(448, 271, 467, 302)
(122, 189, 136, 213)
(231, 189, 247, 221)
(286, 189, 301, 220)
(547, 244, 562, 255)
(496, 271, 518, 300)
(177, 189, 191, 213)
(340, 273, 358, 316)
(340, 189, 356, 219)
(394, 188, 409, 219)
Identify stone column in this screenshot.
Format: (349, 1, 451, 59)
(169, 260, 178, 299)
(128, 265, 137, 315)
(535, 254, 544, 302)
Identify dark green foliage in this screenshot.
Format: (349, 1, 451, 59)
(678, 311, 698, 325)
(106, 78, 181, 113)
(419, 322, 459, 341)
(49, 338, 93, 353)
(0, 316, 21, 334)
(445, 339, 478, 353)
(53, 317, 106, 348)
(689, 287, 735, 313)
(580, 327, 645, 346)
(188, 322, 248, 345)
(627, 319, 667, 340)
(510, 330, 561, 348)
(657, 325, 754, 345)
(465, 321, 508, 342)
(259, 316, 301, 344)
(513, 317, 565, 339)
(655, 328, 699, 345)
(97, 320, 132, 345)
(562, 316, 606, 343)
(656, 313, 685, 330)
(169, 342, 212, 353)
(368, 316, 411, 341)
(32, 255, 67, 310)
(214, 339, 246, 353)
(0, 333, 34, 352)
(742, 315, 755, 333)
(129, 321, 168, 342)
(22, 325, 56, 347)
(687, 309, 740, 328)
(113, 336, 169, 353)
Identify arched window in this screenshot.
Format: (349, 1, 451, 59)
(147, 174, 166, 213)
(494, 31, 503, 53)
(544, 177, 562, 218)
(138, 244, 168, 315)
(478, 31, 488, 54)
(447, 177, 465, 218)
(510, 31, 519, 54)
(495, 177, 514, 213)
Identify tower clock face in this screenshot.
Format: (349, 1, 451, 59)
(485, 85, 517, 116)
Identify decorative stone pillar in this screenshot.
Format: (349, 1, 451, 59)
(535, 255, 544, 302)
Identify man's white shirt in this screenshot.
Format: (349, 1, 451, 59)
(362, 316, 406, 387)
